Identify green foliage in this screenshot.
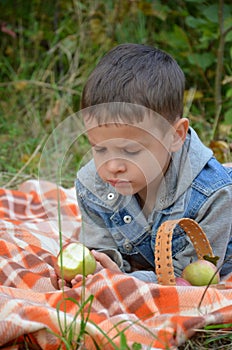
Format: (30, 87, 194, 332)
(0, 0, 232, 188)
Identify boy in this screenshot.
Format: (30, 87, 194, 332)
(59, 44, 232, 287)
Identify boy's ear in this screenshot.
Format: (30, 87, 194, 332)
(171, 118, 189, 152)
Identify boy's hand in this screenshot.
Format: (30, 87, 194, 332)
(50, 250, 121, 290)
(91, 250, 121, 272)
(50, 270, 72, 290)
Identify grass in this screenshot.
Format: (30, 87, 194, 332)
(179, 326, 232, 350)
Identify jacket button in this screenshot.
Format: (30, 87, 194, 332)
(123, 215, 132, 224)
(123, 239, 133, 252)
(107, 192, 115, 200)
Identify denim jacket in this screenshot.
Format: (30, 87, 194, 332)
(76, 128, 232, 282)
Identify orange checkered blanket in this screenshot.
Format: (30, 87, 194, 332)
(0, 180, 232, 349)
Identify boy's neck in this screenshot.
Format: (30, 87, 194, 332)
(137, 157, 171, 218)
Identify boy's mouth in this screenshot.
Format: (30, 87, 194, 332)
(108, 179, 130, 187)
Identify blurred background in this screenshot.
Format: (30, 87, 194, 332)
(0, 0, 232, 188)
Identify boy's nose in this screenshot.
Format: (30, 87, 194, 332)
(105, 158, 126, 173)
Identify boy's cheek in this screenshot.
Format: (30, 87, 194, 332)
(95, 165, 106, 180)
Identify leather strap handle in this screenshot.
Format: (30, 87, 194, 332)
(154, 218, 214, 285)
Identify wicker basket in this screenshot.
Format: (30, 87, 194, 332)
(155, 218, 215, 285)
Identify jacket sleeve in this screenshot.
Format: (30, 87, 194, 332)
(127, 270, 158, 283)
(172, 185, 232, 277)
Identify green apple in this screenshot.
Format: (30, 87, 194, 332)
(55, 242, 96, 281)
(182, 260, 220, 286)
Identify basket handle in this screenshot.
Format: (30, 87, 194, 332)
(154, 218, 214, 285)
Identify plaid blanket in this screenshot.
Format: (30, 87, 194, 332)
(0, 179, 232, 349)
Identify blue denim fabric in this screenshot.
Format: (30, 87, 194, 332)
(76, 157, 232, 276)
(150, 158, 232, 276)
(220, 166, 232, 275)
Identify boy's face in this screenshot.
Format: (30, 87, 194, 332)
(85, 117, 180, 202)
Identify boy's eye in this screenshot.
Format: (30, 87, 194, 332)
(92, 146, 141, 155)
(93, 147, 106, 153)
(124, 149, 141, 155)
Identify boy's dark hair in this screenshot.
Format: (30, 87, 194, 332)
(81, 43, 185, 123)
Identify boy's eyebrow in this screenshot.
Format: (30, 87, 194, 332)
(118, 140, 144, 147)
(88, 138, 148, 148)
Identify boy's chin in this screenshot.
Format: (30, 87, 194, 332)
(114, 186, 135, 196)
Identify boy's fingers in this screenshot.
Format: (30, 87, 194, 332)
(91, 250, 121, 272)
(49, 270, 71, 290)
(71, 274, 83, 286)
(58, 279, 71, 290)
(49, 270, 59, 289)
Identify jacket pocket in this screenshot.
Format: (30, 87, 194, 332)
(172, 225, 189, 257)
